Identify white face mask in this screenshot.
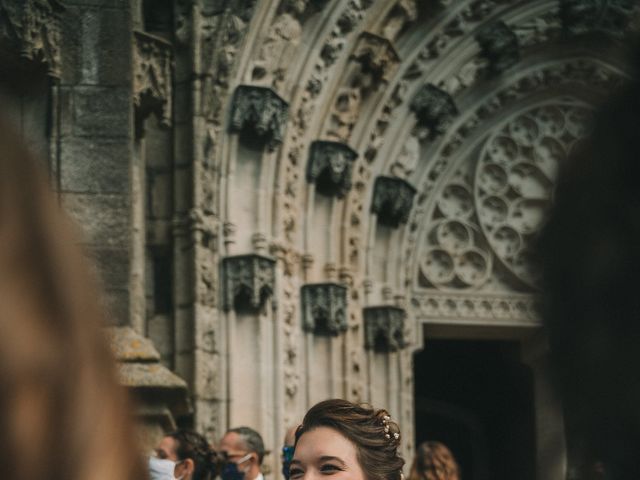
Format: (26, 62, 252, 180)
(149, 456, 185, 480)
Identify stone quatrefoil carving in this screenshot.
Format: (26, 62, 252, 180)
(222, 254, 276, 312)
(363, 306, 406, 353)
(229, 85, 289, 150)
(371, 176, 417, 228)
(307, 141, 357, 198)
(301, 283, 348, 336)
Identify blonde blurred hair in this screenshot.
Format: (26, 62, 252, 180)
(409, 442, 460, 480)
(0, 117, 145, 480)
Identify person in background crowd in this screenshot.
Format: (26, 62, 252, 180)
(149, 429, 220, 480)
(537, 45, 640, 479)
(281, 425, 298, 480)
(408, 441, 460, 480)
(0, 116, 145, 480)
(219, 426, 266, 480)
(290, 399, 404, 480)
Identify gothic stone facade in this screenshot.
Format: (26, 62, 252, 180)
(1, 0, 638, 478)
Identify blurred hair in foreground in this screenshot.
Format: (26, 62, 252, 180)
(538, 41, 640, 479)
(0, 117, 145, 480)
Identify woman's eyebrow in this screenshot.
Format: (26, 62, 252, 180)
(319, 456, 346, 466)
(290, 460, 302, 465)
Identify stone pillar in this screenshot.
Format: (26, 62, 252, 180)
(522, 334, 567, 480)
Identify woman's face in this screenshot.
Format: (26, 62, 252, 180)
(290, 427, 365, 480)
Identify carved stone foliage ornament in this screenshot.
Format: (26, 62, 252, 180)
(418, 102, 592, 291)
(371, 176, 417, 228)
(222, 254, 276, 312)
(560, 0, 640, 37)
(301, 283, 348, 336)
(307, 141, 357, 198)
(133, 31, 173, 128)
(410, 84, 458, 136)
(475, 21, 519, 74)
(0, 0, 64, 77)
(363, 306, 406, 352)
(351, 32, 400, 90)
(229, 85, 289, 150)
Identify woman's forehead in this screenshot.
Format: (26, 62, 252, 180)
(294, 426, 356, 459)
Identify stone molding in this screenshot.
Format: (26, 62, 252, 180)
(476, 21, 520, 74)
(371, 176, 417, 228)
(363, 306, 406, 352)
(412, 291, 540, 326)
(229, 85, 289, 150)
(410, 83, 459, 136)
(0, 0, 64, 77)
(222, 254, 276, 312)
(133, 30, 173, 128)
(301, 282, 348, 336)
(307, 140, 357, 198)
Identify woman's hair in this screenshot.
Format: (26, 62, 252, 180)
(408, 442, 459, 480)
(0, 117, 145, 480)
(168, 430, 219, 480)
(295, 399, 405, 480)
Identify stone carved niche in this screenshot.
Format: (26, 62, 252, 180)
(475, 21, 520, 74)
(410, 84, 458, 137)
(371, 176, 417, 228)
(133, 30, 173, 130)
(350, 32, 400, 93)
(0, 0, 64, 78)
(363, 306, 406, 352)
(229, 85, 289, 150)
(307, 140, 358, 198)
(222, 254, 276, 312)
(301, 283, 348, 336)
(560, 0, 639, 37)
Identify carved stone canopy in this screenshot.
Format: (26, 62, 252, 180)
(410, 84, 458, 136)
(133, 30, 173, 130)
(222, 254, 276, 312)
(351, 32, 400, 90)
(307, 140, 358, 198)
(229, 85, 289, 150)
(363, 306, 406, 352)
(475, 21, 520, 74)
(560, 0, 638, 37)
(301, 283, 348, 336)
(0, 0, 64, 79)
(371, 176, 417, 228)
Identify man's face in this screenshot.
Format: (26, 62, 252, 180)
(220, 432, 255, 466)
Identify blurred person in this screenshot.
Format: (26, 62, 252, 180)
(408, 441, 460, 480)
(0, 116, 145, 479)
(150, 429, 220, 480)
(281, 425, 298, 480)
(538, 52, 640, 479)
(290, 398, 405, 480)
(219, 426, 266, 480)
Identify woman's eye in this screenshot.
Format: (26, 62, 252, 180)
(289, 468, 304, 478)
(320, 464, 342, 474)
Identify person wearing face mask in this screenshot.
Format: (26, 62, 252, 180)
(281, 425, 298, 480)
(219, 426, 266, 480)
(149, 429, 220, 480)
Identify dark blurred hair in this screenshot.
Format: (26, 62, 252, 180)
(409, 442, 459, 480)
(538, 72, 640, 476)
(0, 117, 145, 480)
(169, 429, 220, 480)
(295, 399, 405, 480)
(227, 426, 266, 465)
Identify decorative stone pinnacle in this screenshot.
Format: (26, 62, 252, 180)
(301, 283, 348, 336)
(307, 140, 358, 198)
(229, 85, 289, 150)
(371, 176, 417, 228)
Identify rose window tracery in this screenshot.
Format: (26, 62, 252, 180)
(419, 101, 592, 291)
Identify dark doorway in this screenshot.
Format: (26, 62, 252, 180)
(414, 338, 535, 480)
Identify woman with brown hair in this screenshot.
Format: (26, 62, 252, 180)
(289, 399, 404, 480)
(0, 117, 145, 480)
(408, 442, 460, 480)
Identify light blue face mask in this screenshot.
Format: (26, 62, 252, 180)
(149, 456, 184, 480)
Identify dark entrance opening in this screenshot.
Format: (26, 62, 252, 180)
(414, 338, 535, 480)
